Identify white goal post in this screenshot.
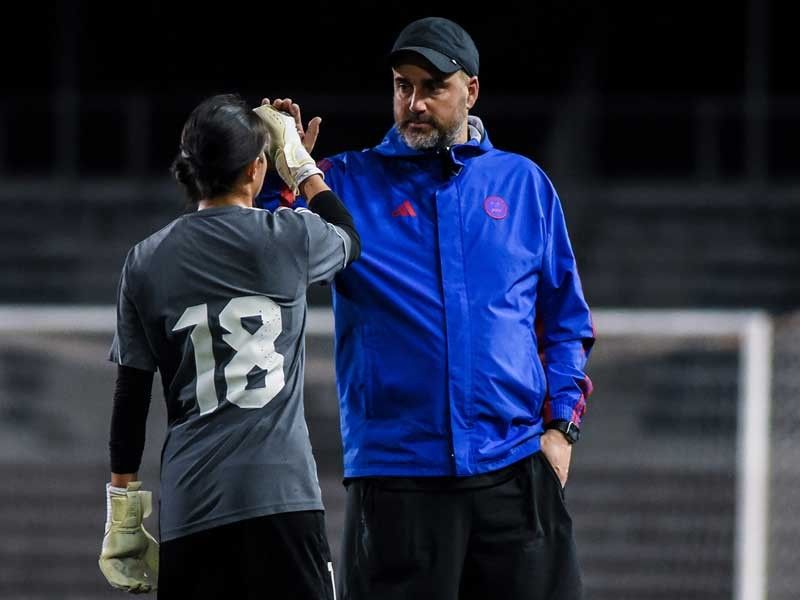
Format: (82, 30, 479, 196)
(0, 306, 772, 600)
(597, 310, 772, 600)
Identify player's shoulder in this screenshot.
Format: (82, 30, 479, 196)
(268, 206, 339, 255)
(265, 205, 307, 232)
(124, 216, 183, 273)
(272, 205, 324, 229)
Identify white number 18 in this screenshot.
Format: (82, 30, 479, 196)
(172, 296, 285, 415)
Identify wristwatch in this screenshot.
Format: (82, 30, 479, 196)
(545, 420, 580, 444)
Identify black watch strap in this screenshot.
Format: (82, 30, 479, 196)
(545, 419, 580, 444)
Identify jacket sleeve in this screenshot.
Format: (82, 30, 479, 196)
(535, 177, 595, 428)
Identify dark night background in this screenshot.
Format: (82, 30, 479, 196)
(1, 0, 796, 309)
(6, 1, 794, 170)
(1, 2, 799, 599)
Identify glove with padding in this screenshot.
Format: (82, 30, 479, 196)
(253, 104, 323, 194)
(99, 481, 159, 593)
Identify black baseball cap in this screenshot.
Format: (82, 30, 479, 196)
(390, 17, 479, 77)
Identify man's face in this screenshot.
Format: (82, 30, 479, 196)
(392, 60, 478, 151)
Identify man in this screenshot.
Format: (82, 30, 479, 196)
(261, 16, 594, 600)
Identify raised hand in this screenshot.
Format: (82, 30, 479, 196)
(261, 98, 321, 154)
(254, 102, 323, 194)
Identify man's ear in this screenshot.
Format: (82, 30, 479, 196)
(466, 76, 479, 110)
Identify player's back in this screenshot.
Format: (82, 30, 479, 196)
(122, 205, 310, 416)
(111, 204, 346, 540)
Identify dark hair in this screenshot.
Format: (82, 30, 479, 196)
(170, 94, 268, 203)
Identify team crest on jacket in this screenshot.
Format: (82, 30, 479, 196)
(483, 195, 508, 220)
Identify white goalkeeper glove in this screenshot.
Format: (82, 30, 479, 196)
(253, 104, 323, 194)
(99, 482, 159, 593)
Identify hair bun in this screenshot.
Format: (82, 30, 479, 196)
(170, 153, 203, 201)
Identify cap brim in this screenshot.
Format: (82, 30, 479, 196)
(390, 46, 461, 74)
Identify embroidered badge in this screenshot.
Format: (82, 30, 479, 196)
(483, 195, 508, 220)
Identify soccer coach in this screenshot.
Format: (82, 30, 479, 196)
(259, 16, 596, 600)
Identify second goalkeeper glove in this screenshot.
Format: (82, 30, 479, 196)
(98, 481, 159, 593)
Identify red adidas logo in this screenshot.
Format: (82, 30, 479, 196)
(391, 200, 417, 218)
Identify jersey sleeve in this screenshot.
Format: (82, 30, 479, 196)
(272, 206, 352, 287)
(299, 208, 352, 285)
(108, 255, 158, 372)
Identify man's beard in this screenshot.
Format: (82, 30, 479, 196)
(398, 107, 467, 151)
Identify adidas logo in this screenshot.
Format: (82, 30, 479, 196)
(391, 200, 417, 218)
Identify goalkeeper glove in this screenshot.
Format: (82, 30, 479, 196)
(99, 481, 159, 593)
(253, 104, 323, 194)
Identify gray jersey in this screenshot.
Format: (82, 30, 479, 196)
(109, 205, 351, 541)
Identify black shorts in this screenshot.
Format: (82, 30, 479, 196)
(158, 510, 335, 600)
(339, 451, 582, 600)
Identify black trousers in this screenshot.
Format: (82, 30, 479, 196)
(158, 510, 335, 600)
(339, 451, 582, 600)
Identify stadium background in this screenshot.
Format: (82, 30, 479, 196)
(1, 1, 797, 598)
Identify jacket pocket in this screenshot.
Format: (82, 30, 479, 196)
(338, 325, 372, 418)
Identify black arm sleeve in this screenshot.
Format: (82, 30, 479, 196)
(307, 190, 361, 264)
(109, 364, 154, 474)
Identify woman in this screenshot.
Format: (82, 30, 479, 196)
(99, 93, 359, 599)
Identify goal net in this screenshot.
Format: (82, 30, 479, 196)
(0, 306, 794, 600)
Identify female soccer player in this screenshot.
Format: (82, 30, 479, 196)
(99, 93, 359, 599)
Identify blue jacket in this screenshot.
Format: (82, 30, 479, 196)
(260, 118, 594, 478)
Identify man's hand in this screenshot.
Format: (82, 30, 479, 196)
(99, 482, 159, 593)
(253, 102, 323, 194)
(261, 97, 321, 154)
(540, 428, 573, 488)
